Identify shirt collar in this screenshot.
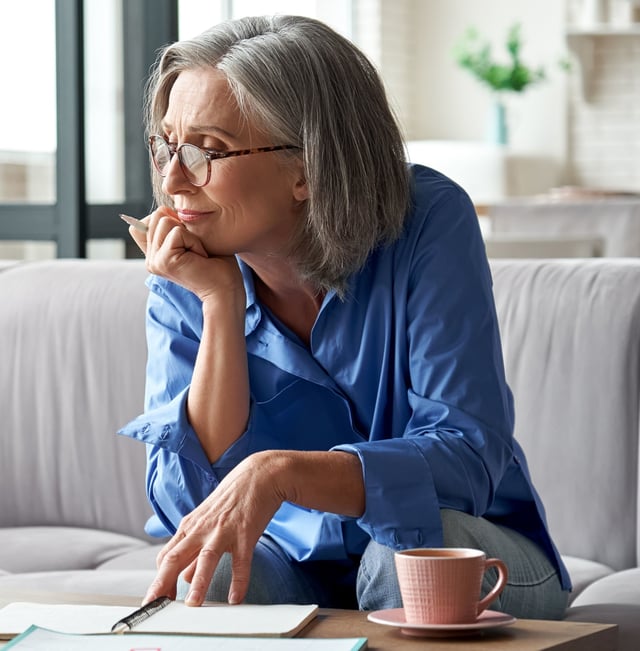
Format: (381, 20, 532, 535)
(237, 257, 261, 336)
(237, 255, 343, 337)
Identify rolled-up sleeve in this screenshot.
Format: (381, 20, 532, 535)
(118, 277, 221, 535)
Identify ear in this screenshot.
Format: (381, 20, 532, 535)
(291, 160, 309, 202)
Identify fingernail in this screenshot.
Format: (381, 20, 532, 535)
(185, 590, 200, 605)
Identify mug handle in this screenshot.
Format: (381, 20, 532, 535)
(476, 558, 509, 616)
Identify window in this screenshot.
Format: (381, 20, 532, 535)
(178, 0, 353, 40)
(0, 1, 57, 206)
(0, 1, 177, 261)
(84, 0, 125, 205)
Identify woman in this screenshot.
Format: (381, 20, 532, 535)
(119, 14, 570, 617)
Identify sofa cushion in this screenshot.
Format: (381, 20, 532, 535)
(562, 555, 615, 603)
(0, 569, 157, 597)
(571, 568, 640, 607)
(97, 544, 164, 570)
(0, 527, 152, 573)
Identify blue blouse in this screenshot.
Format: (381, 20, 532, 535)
(118, 164, 570, 590)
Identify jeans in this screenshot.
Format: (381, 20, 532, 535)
(177, 509, 569, 619)
(357, 509, 569, 619)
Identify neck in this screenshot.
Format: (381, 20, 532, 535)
(240, 254, 325, 345)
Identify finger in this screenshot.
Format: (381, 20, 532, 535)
(149, 205, 180, 227)
(160, 223, 209, 259)
(228, 549, 254, 605)
(185, 546, 223, 606)
(182, 557, 198, 585)
(145, 226, 188, 276)
(146, 538, 198, 605)
(127, 225, 148, 255)
(142, 578, 177, 605)
(155, 528, 187, 568)
(149, 215, 183, 249)
(183, 234, 208, 258)
(135, 207, 179, 252)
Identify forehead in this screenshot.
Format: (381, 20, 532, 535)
(163, 67, 244, 134)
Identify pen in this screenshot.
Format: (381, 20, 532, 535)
(120, 213, 149, 234)
(110, 595, 172, 634)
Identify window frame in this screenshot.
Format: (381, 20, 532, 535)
(0, 0, 179, 258)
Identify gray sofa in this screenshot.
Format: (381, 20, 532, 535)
(1, 258, 639, 646)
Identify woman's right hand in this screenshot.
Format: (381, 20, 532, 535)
(127, 206, 244, 308)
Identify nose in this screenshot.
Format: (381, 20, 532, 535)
(160, 152, 194, 195)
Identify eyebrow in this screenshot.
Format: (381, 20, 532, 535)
(160, 122, 237, 139)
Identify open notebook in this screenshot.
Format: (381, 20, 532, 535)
(0, 600, 318, 639)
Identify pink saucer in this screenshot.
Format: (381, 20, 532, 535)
(367, 608, 516, 637)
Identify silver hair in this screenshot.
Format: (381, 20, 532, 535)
(145, 15, 410, 296)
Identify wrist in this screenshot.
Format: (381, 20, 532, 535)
(201, 289, 246, 324)
(247, 450, 295, 502)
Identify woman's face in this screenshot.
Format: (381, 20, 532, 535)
(158, 67, 307, 259)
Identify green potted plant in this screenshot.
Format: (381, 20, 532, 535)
(453, 23, 548, 145)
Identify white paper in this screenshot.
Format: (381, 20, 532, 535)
(0, 602, 318, 638)
(0, 603, 132, 636)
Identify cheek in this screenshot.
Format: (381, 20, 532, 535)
(211, 165, 294, 208)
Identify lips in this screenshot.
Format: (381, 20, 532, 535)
(177, 210, 213, 224)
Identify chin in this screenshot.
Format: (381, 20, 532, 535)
(203, 244, 237, 258)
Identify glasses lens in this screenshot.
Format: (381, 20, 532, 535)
(179, 144, 208, 186)
(150, 136, 172, 176)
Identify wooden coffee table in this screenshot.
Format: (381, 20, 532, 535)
(0, 591, 617, 650)
(306, 607, 616, 650)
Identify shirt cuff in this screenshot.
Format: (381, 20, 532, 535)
(332, 440, 443, 549)
(117, 386, 212, 474)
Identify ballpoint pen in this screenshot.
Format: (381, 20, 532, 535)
(120, 213, 149, 233)
(110, 595, 172, 633)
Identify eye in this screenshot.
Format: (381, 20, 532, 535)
(201, 135, 228, 151)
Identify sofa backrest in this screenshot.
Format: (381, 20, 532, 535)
(0, 259, 153, 539)
(3, 258, 639, 570)
(491, 258, 640, 571)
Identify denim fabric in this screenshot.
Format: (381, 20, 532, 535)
(357, 509, 569, 619)
(178, 509, 568, 619)
(177, 534, 358, 609)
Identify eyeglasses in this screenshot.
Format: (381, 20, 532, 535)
(148, 134, 299, 187)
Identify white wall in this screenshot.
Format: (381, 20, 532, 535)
(405, 0, 569, 167)
(567, 34, 640, 191)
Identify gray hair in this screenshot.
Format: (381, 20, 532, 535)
(145, 15, 410, 296)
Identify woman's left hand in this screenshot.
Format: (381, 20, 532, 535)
(142, 451, 288, 607)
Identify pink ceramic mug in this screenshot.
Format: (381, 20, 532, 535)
(394, 547, 509, 625)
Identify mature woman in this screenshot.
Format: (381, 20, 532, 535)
(119, 15, 570, 618)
